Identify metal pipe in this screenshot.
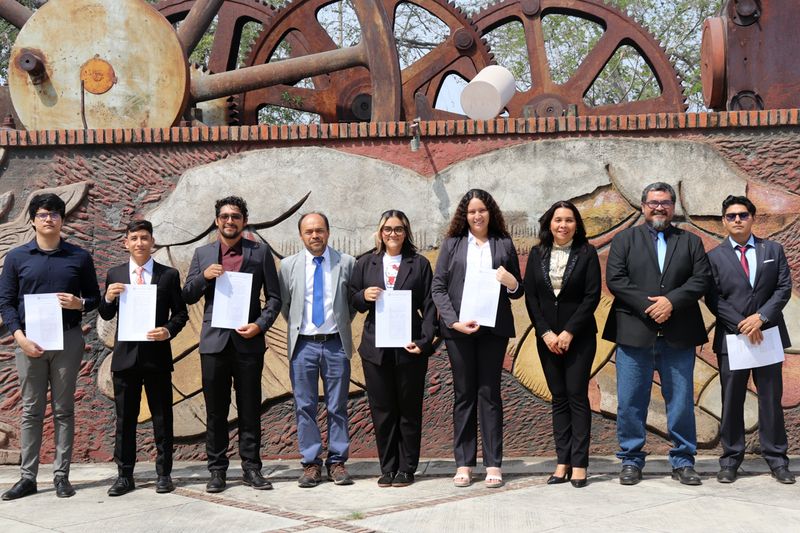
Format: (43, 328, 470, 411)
(0, 0, 33, 29)
(191, 44, 365, 103)
(176, 0, 225, 56)
(17, 50, 46, 84)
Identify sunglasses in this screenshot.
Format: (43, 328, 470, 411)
(724, 212, 751, 222)
(218, 213, 243, 221)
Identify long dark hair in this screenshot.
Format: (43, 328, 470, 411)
(446, 189, 509, 239)
(374, 209, 417, 256)
(537, 200, 588, 249)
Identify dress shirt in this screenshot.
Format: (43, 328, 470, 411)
(465, 232, 518, 293)
(729, 235, 757, 287)
(0, 238, 100, 333)
(300, 247, 337, 334)
(130, 257, 154, 285)
(548, 241, 572, 296)
(220, 239, 244, 272)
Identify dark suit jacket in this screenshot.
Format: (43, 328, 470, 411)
(350, 251, 437, 364)
(182, 238, 281, 354)
(602, 224, 711, 349)
(706, 236, 793, 354)
(431, 234, 524, 339)
(523, 242, 601, 336)
(98, 261, 189, 372)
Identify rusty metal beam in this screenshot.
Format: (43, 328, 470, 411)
(176, 0, 225, 57)
(0, 0, 33, 29)
(190, 44, 366, 103)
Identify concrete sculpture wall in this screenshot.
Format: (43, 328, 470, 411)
(0, 111, 798, 464)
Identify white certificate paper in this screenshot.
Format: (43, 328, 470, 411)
(118, 284, 157, 342)
(24, 293, 63, 350)
(376, 290, 412, 347)
(726, 326, 785, 371)
(459, 269, 501, 327)
(211, 271, 253, 329)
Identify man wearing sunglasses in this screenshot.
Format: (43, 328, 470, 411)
(706, 195, 794, 484)
(0, 193, 100, 500)
(183, 196, 281, 493)
(604, 182, 711, 487)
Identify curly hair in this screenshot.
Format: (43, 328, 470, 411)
(446, 188, 509, 239)
(537, 200, 588, 249)
(374, 209, 417, 256)
(215, 196, 249, 220)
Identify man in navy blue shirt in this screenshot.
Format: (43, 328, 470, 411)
(0, 193, 100, 500)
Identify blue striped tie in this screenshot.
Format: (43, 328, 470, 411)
(312, 256, 324, 327)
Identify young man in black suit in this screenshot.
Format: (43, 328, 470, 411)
(603, 182, 711, 486)
(706, 195, 794, 484)
(99, 220, 188, 496)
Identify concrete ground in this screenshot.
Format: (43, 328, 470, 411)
(1, 456, 798, 533)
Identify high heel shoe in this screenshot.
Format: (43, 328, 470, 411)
(546, 466, 572, 485)
(570, 477, 587, 488)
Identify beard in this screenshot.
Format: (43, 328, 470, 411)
(650, 217, 669, 231)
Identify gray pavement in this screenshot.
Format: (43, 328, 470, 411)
(1, 456, 798, 532)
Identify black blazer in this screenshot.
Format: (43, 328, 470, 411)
(706, 236, 793, 354)
(602, 224, 711, 349)
(99, 261, 189, 372)
(523, 242, 601, 336)
(431, 234, 524, 339)
(183, 238, 282, 354)
(349, 251, 437, 363)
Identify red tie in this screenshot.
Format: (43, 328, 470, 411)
(135, 266, 145, 285)
(736, 245, 750, 278)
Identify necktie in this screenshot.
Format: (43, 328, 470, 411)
(656, 232, 667, 273)
(736, 245, 750, 279)
(312, 256, 324, 327)
(134, 266, 145, 285)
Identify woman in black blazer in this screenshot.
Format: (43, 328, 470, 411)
(431, 189, 523, 488)
(350, 210, 436, 488)
(523, 200, 601, 488)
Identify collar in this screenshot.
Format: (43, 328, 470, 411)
(305, 246, 331, 265)
(129, 257, 154, 275)
(645, 223, 672, 239)
(467, 231, 489, 247)
(220, 239, 243, 256)
(728, 234, 755, 249)
(24, 238, 64, 254)
(552, 240, 573, 253)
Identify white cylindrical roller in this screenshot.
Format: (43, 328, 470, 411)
(460, 65, 516, 120)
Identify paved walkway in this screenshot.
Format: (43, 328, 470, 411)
(1, 456, 799, 532)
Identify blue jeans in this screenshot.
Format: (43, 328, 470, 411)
(290, 336, 351, 465)
(615, 338, 697, 469)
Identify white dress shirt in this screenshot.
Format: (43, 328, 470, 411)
(300, 247, 338, 334)
(729, 235, 757, 287)
(130, 257, 154, 285)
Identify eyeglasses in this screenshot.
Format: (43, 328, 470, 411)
(381, 226, 406, 235)
(643, 200, 674, 209)
(34, 212, 62, 221)
(724, 211, 751, 222)
(218, 213, 243, 221)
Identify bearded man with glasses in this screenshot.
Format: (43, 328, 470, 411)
(603, 182, 711, 487)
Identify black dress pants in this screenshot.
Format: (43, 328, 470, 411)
(537, 334, 595, 468)
(112, 366, 173, 477)
(718, 356, 789, 470)
(362, 353, 428, 475)
(201, 340, 264, 471)
(446, 333, 507, 467)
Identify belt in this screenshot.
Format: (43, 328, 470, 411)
(656, 330, 665, 337)
(299, 332, 339, 343)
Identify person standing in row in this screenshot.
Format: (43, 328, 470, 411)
(279, 212, 356, 488)
(431, 189, 523, 489)
(350, 210, 436, 488)
(0, 193, 100, 500)
(99, 220, 188, 496)
(706, 195, 795, 484)
(183, 196, 282, 493)
(603, 182, 711, 486)
(523, 201, 601, 488)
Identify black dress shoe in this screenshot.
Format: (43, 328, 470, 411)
(377, 472, 395, 487)
(1, 478, 37, 501)
(107, 476, 135, 497)
(546, 468, 572, 485)
(672, 466, 702, 486)
(206, 471, 226, 493)
(156, 475, 175, 493)
(392, 472, 414, 487)
(716, 467, 737, 484)
(243, 469, 273, 490)
(570, 477, 588, 488)
(54, 476, 76, 498)
(619, 465, 642, 486)
(771, 466, 796, 484)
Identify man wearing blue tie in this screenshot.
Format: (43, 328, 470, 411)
(279, 213, 356, 487)
(603, 182, 711, 486)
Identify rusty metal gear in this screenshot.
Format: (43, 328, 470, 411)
(472, 0, 686, 117)
(239, 0, 494, 123)
(189, 63, 240, 125)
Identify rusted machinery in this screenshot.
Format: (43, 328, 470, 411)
(0, 0, 688, 129)
(702, 0, 800, 111)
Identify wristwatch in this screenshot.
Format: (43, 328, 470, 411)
(80, 297, 86, 310)
(758, 313, 768, 323)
